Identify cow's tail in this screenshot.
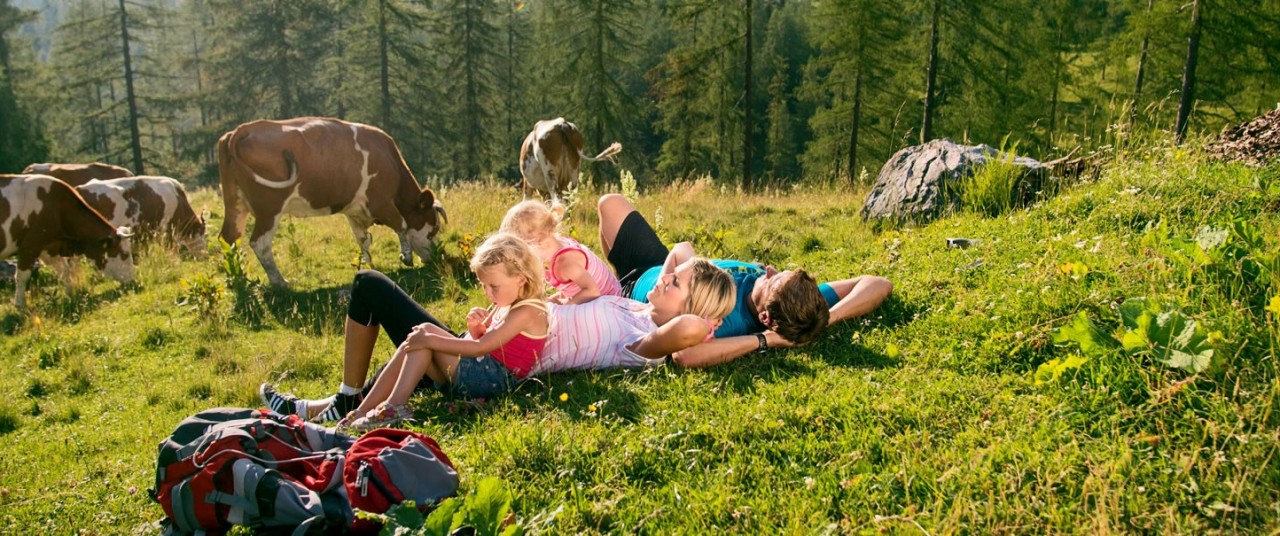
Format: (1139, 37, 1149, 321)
(216, 130, 246, 244)
(252, 149, 299, 189)
(581, 142, 622, 164)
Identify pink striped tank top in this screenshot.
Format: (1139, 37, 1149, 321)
(546, 237, 623, 300)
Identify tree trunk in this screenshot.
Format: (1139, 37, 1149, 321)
(379, 0, 390, 128)
(1049, 24, 1062, 146)
(921, 0, 941, 144)
(1132, 0, 1152, 127)
(507, 0, 515, 147)
(848, 58, 863, 187)
(593, 0, 605, 162)
(118, 0, 143, 173)
(1174, 0, 1201, 144)
(742, 0, 753, 189)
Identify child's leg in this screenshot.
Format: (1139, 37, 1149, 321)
(351, 346, 411, 416)
(391, 350, 459, 404)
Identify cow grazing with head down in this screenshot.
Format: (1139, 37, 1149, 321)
(217, 117, 445, 287)
(0, 174, 134, 309)
(76, 176, 206, 257)
(520, 118, 621, 203)
(22, 162, 134, 187)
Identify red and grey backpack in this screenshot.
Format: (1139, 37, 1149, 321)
(150, 408, 354, 534)
(150, 407, 460, 535)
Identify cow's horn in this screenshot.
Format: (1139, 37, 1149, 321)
(434, 201, 448, 224)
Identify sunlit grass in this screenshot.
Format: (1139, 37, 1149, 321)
(0, 150, 1277, 533)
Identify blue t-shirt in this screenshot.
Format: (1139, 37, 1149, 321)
(630, 259, 839, 338)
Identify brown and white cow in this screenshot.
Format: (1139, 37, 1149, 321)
(519, 118, 621, 202)
(76, 176, 206, 257)
(217, 117, 445, 287)
(0, 174, 134, 309)
(21, 162, 134, 187)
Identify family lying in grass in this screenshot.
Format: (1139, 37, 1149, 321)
(261, 194, 894, 429)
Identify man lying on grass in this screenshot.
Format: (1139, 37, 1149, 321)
(595, 193, 894, 368)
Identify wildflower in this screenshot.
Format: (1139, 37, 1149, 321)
(559, 393, 568, 402)
(588, 403, 598, 412)
(1266, 295, 1280, 316)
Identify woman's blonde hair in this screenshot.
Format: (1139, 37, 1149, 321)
(683, 258, 736, 322)
(500, 200, 566, 242)
(470, 232, 545, 302)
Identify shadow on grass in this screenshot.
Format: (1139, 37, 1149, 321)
(420, 368, 649, 431)
(863, 294, 920, 330)
(244, 256, 459, 333)
(0, 312, 22, 336)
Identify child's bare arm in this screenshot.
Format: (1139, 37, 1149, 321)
(409, 306, 545, 356)
(555, 252, 601, 304)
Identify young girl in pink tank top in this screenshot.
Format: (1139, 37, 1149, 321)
(340, 233, 549, 431)
(501, 199, 622, 304)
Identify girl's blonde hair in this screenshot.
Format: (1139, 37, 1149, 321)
(500, 199, 566, 242)
(683, 258, 736, 322)
(470, 232, 545, 302)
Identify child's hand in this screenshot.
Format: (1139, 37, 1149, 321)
(466, 307, 490, 338)
(401, 329, 434, 351)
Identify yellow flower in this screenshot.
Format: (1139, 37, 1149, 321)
(1266, 295, 1280, 316)
(588, 404, 598, 412)
(559, 393, 568, 402)
(885, 343, 901, 358)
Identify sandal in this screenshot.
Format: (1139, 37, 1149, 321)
(347, 402, 413, 432)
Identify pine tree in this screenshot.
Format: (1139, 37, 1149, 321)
(799, 0, 906, 183)
(433, 0, 502, 180)
(204, 0, 338, 126)
(0, 0, 47, 172)
(652, 2, 745, 180)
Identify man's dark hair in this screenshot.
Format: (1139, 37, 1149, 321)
(766, 269, 829, 346)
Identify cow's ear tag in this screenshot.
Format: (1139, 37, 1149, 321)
(117, 226, 134, 238)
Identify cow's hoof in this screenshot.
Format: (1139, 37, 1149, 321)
(400, 256, 414, 267)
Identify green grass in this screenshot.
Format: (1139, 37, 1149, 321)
(1, 146, 1278, 533)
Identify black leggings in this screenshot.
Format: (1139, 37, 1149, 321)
(347, 270, 457, 392)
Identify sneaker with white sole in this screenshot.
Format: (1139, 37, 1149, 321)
(259, 383, 303, 417)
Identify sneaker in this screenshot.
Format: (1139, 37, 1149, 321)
(259, 383, 302, 417)
(346, 402, 413, 432)
(313, 392, 363, 423)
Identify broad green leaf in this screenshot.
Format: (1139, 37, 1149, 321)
(461, 477, 514, 536)
(1117, 300, 1216, 373)
(1051, 312, 1116, 357)
(383, 500, 424, 534)
(1121, 329, 1149, 353)
(1034, 354, 1088, 385)
(422, 498, 463, 535)
(1118, 298, 1152, 329)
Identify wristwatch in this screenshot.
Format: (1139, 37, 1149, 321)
(755, 333, 769, 354)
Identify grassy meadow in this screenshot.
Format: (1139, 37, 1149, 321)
(1, 144, 1279, 534)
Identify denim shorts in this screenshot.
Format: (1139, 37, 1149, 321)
(437, 356, 517, 399)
